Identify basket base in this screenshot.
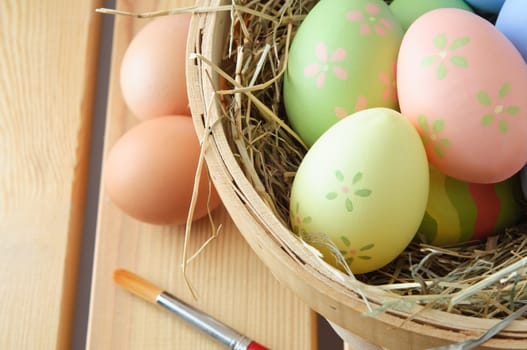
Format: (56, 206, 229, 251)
(328, 320, 384, 350)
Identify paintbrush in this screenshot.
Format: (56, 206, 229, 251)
(113, 268, 269, 350)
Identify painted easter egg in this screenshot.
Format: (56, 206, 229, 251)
(418, 167, 524, 246)
(464, 0, 505, 14)
(397, 8, 527, 184)
(290, 108, 429, 274)
(496, 0, 527, 62)
(283, 0, 403, 147)
(390, 0, 473, 32)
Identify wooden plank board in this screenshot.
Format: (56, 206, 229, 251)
(86, 1, 317, 349)
(0, 1, 103, 349)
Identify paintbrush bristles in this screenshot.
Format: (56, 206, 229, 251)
(113, 269, 163, 304)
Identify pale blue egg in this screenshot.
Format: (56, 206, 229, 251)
(496, 0, 527, 62)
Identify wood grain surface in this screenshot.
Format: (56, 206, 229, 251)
(86, 1, 317, 349)
(0, 1, 103, 349)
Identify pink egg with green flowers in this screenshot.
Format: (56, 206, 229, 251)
(397, 8, 527, 184)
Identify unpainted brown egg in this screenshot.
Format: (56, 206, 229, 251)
(120, 14, 191, 120)
(104, 116, 221, 225)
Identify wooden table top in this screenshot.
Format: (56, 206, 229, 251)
(0, 1, 103, 348)
(0, 1, 325, 349)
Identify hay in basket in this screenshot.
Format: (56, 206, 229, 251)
(99, 0, 527, 348)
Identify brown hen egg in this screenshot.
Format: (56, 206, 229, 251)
(104, 116, 221, 225)
(120, 14, 191, 120)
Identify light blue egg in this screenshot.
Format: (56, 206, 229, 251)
(496, 0, 527, 62)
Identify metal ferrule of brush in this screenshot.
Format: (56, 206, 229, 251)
(156, 292, 252, 350)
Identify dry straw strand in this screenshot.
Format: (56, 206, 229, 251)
(180, 86, 227, 300)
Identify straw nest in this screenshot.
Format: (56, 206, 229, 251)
(99, 0, 527, 323)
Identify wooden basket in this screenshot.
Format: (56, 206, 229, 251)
(186, 1, 527, 348)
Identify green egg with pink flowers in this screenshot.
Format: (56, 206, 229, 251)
(283, 0, 404, 147)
